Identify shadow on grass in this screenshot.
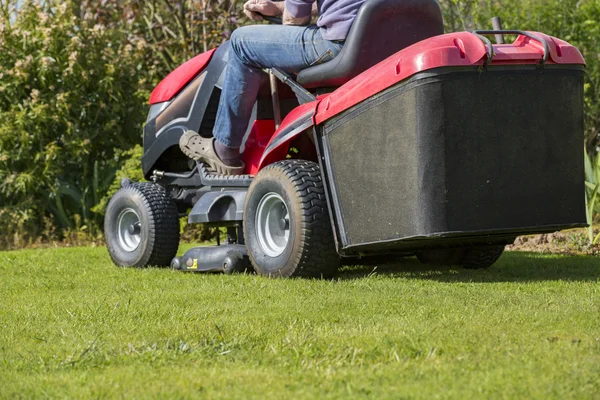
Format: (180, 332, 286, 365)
(337, 252, 600, 283)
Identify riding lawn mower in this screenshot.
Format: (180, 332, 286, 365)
(104, 0, 587, 278)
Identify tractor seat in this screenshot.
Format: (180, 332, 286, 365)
(296, 0, 444, 89)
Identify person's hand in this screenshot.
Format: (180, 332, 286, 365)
(243, 0, 282, 21)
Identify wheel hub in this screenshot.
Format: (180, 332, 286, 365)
(117, 208, 141, 252)
(127, 222, 141, 235)
(278, 218, 289, 230)
(256, 193, 290, 257)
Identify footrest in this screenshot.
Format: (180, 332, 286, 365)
(188, 190, 247, 224)
(198, 162, 253, 187)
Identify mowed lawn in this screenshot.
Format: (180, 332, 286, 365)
(1, 246, 599, 399)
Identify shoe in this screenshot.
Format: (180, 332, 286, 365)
(179, 131, 245, 175)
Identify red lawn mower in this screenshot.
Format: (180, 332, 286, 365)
(104, 0, 587, 277)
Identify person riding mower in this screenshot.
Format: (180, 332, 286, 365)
(104, 0, 587, 278)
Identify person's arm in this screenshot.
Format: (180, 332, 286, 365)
(283, 0, 316, 26)
(244, 0, 318, 22)
(244, 0, 285, 21)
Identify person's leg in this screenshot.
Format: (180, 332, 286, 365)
(180, 24, 343, 174)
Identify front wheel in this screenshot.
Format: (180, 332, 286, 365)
(417, 245, 505, 270)
(104, 182, 180, 268)
(244, 160, 340, 278)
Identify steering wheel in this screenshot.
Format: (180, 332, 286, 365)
(256, 12, 283, 25)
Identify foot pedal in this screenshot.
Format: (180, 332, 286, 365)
(198, 162, 253, 187)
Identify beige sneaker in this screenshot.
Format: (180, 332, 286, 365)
(179, 131, 245, 175)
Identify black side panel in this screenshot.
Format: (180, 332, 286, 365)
(142, 43, 231, 178)
(141, 42, 296, 179)
(321, 66, 586, 253)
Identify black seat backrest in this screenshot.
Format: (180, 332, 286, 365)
(297, 0, 444, 89)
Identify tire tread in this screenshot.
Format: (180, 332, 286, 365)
(460, 245, 505, 270)
(247, 160, 339, 278)
(106, 182, 180, 267)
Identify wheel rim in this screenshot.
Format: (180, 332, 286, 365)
(256, 193, 290, 258)
(117, 208, 141, 252)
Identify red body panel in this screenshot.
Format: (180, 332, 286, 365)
(242, 120, 277, 175)
(146, 32, 583, 173)
(314, 32, 585, 124)
(256, 102, 319, 171)
(494, 33, 585, 64)
(149, 49, 216, 105)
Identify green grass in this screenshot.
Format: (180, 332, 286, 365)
(1, 246, 599, 399)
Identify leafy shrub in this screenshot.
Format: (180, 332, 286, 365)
(0, 0, 246, 249)
(584, 150, 600, 244)
(0, 0, 598, 249)
(93, 144, 145, 215)
(0, 205, 39, 249)
(0, 0, 151, 247)
(139, 0, 245, 76)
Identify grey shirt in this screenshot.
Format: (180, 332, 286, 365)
(285, 0, 367, 41)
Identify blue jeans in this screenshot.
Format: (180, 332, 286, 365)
(213, 24, 343, 148)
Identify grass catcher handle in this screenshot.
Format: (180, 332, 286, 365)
(471, 33, 494, 69)
(491, 17, 505, 44)
(474, 30, 550, 66)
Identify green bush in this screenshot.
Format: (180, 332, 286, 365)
(0, 0, 151, 247)
(92, 144, 145, 215)
(0, 0, 247, 248)
(0, 0, 598, 249)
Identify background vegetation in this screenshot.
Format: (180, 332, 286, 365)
(0, 0, 599, 249)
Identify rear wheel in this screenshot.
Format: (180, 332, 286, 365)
(417, 245, 505, 270)
(104, 182, 180, 267)
(244, 160, 340, 278)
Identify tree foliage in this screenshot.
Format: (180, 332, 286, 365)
(0, 0, 598, 249)
(141, 0, 243, 74)
(0, 0, 151, 247)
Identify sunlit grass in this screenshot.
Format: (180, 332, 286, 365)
(1, 247, 599, 399)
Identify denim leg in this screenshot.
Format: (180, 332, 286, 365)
(213, 25, 343, 148)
